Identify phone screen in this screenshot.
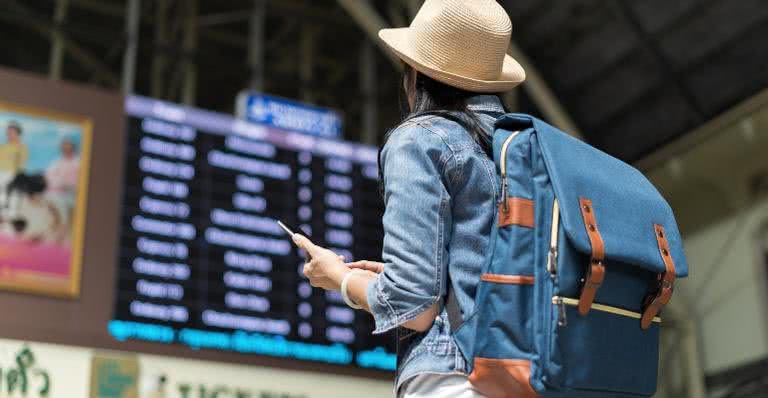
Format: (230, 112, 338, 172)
(277, 220, 304, 238)
(277, 220, 312, 260)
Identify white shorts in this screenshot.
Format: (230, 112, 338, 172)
(399, 373, 488, 398)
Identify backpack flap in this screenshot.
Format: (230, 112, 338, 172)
(497, 114, 687, 328)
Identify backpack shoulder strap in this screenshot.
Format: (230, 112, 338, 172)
(446, 288, 462, 333)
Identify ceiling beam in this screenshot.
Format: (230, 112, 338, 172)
(508, 42, 583, 138)
(48, 0, 69, 80)
(271, 1, 353, 25)
(387, 1, 408, 28)
(336, 0, 581, 138)
(122, 0, 141, 94)
(196, 10, 250, 28)
(403, 0, 422, 19)
(635, 87, 768, 172)
(569, 0, 723, 93)
(335, 0, 403, 69)
(611, 0, 704, 123)
(1, 1, 120, 86)
(68, 0, 354, 27)
(70, 0, 124, 18)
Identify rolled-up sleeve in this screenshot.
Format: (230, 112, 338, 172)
(367, 122, 454, 334)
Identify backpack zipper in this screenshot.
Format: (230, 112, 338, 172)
(552, 296, 662, 324)
(547, 199, 566, 326)
(499, 131, 521, 212)
(546, 199, 560, 278)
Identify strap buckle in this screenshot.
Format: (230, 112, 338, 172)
(641, 224, 677, 330)
(577, 259, 605, 315)
(641, 274, 674, 329)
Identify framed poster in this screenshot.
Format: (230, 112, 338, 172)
(0, 101, 92, 297)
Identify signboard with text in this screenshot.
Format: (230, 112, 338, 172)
(111, 96, 394, 371)
(0, 339, 393, 398)
(235, 92, 343, 139)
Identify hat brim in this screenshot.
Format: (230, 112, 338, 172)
(379, 27, 526, 93)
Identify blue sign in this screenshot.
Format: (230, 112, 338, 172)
(236, 92, 343, 139)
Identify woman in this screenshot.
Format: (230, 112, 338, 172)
(295, 0, 525, 396)
(44, 139, 81, 243)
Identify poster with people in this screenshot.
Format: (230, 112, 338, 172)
(0, 101, 92, 297)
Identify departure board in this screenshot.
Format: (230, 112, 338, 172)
(109, 95, 395, 371)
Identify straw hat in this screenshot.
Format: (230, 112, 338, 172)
(379, 0, 526, 93)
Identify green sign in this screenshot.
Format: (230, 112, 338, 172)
(90, 354, 138, 398)
(0, 346, 50, 397)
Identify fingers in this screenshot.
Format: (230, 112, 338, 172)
(302, 259, 316, 280)
(346, 261, 370, 270)
(359, 269, 379, 278)
(347, 260, 384, 273)
(292, 234, 319, 257)
(362, 261, 384, 273)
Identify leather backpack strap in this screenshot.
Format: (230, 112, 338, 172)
(446, 288, 462, 333)
(641, 224, 676, 329)
(498, 197, 535, 228)
(577, 197, 606, 315)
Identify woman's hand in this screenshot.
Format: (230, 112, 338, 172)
(347, 260, 385, 274)
(293, 234, 349, 291)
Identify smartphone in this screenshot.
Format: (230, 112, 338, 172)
(276, 220, 298, 239)
(277, 220, 311, 260)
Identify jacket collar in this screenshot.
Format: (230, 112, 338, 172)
(466, 95, 506, 114)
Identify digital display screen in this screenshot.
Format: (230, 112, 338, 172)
(109, 95, 395, 371)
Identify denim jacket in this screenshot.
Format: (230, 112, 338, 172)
(366, 95, 504, 392)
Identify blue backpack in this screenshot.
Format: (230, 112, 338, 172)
(452, 114, 688, 398)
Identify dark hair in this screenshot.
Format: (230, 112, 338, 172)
(7, 120, 22, 135)
(7, 173, 46, 196)
(379, 64, 508, 189)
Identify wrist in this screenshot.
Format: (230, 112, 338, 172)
(331, 267, 351, 291)
(341, 269, 366, 309)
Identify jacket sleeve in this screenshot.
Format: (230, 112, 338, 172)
(366, 122, 455, 334)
